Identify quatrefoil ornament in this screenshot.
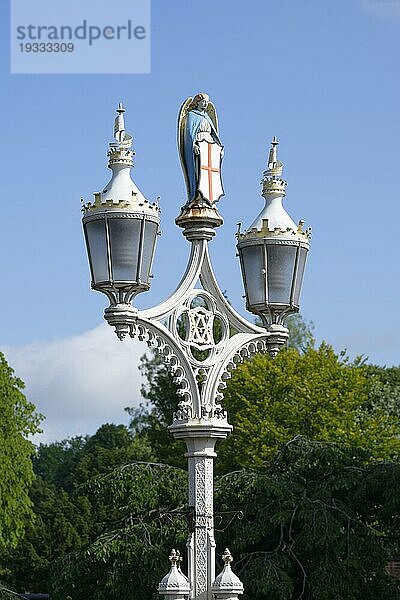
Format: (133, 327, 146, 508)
(173, 291, 229, 364)
(187, 306, 215, 350)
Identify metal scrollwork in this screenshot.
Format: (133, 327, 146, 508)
(105, 237, 287, 424)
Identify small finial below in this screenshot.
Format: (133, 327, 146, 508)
(114, 103, 126, 143)
(264, 135, 283, 178)
(169, 549, 182, 567)
(269, 137, 279, 166)
(158, 548, 190, 598)
(271, 135, 279, 147)
(113, 103, 132, 147)
(268, 136, 281, 170)
(212, 548, 243, 599)
(222, 548, 234, 565)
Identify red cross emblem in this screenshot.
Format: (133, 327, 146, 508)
(198, 141, 224, 203)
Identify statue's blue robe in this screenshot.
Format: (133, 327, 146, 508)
(184, 109, 222, 202)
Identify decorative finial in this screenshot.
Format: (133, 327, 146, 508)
(211, 547, 244, 599)
(265, 136, 283, 178)
(158, 549, 190, 598)
(222, 548, 233, 565)
(169, 549, 182, 567)
(113, 102, 132, 147)
(258, 136, 286, 201)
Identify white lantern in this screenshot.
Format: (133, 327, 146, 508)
(82, 104, 160, 305)
(237, 137, 310, 326)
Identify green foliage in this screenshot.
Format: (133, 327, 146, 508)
(364, 364, 400, 420)
(125, 354, 186, 469)
(33, 435, 87, 491)
(2, 337, 399, 598)
(215, 438, 400, 600)
(71, 423, 156, 486)
(285, 314, 315, 353)
(1, 475, 92, 592)
(23, 436, 400, 600)
(0, 422, 155, 595)
(217, 344, 400, 472)
(50, 463, 188, 600)
(0, 352, 43, 552)
(0, 585, 27, 599)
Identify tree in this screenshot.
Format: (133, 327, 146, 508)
(70, 423, 156, 486)
(0, 423, 156, 595)
(48, 440, 400, 600)
(45, 340, 400, 599)
(126, 354, 186, 469)
(127, 327, 400, 473)
(217, 344, 400, 472)
(285, 314, 315, 353)
(50, 463, 188, 600)
(215, 438, 400, 600)
(1, 475, 92, 593)
(32, 435, 87, 492)
(0, 352, 42, 552)
(3, 335, 400, 598)
(364, 364, 400, 420)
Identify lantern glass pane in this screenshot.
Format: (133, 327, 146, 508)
(292, 247, 308, 306)
(139, 220, 158, 283)
(267, 244, 297, 304)
(241, 245, 265, 306)
(85, 219, 109, 283)
(109, 218, 141, 281)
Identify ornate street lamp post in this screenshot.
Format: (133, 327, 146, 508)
(81, 96, 311, 600)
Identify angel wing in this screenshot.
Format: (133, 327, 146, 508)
(206, 101, 219, 133)
(177, 96, 193, 203)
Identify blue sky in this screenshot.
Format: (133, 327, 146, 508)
(1, 0, 399, 441)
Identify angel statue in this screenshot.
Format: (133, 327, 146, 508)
(178, 93, 224, 207)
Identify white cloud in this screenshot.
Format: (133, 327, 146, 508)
(1, 325, 147, 445)
(359, 0, 400, 17)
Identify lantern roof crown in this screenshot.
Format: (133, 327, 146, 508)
(237, 137, 311, 243)
(262, 135, 287, 198)
(82, 104, 159, 219)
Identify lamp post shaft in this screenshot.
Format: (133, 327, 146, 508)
(185, 437, 217, 600)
